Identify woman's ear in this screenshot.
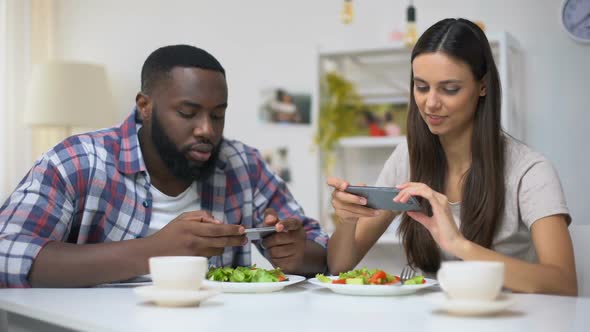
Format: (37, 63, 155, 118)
(135, 92, 152, 121)
(479, 85, 487, 97)
(479, 76, 488, 97)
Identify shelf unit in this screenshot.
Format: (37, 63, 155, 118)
(316, 32, 522, 240)
(338, 136, 406, 148)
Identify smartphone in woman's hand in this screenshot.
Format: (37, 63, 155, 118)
(345, 185, 422, 211)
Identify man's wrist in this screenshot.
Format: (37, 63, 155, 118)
(298, 240, 327, 276)
(127, 237, 153, 275)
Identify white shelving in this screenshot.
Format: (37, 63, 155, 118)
(317, 31, 523, 138)
(316, 32, 522, 243)
(338, 136, 406, 148)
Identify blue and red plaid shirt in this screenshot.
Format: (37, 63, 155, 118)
(0, 110, 328, 288)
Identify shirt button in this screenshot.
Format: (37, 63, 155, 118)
(142, 201, 150, 208)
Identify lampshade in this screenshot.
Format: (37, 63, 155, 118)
(24, 61, 116, 128)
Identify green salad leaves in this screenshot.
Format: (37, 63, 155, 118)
(315, 268, 425, 285)
(206, 266, 288, 283)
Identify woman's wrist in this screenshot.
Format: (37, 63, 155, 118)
(332, 218, 357, 241)
(337, 215, 359, 225)
(449, 236, 472, 259)
(336, 218, 358, 231)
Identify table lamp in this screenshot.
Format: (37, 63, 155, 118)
(23, 61, 117, 157)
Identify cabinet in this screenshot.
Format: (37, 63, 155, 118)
(316, 32, 522, 246)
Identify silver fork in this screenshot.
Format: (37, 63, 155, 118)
(398, 265, 416, 285)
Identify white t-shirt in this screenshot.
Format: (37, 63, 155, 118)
(147, 182, 200, 236)
(375, 136, 571, 263)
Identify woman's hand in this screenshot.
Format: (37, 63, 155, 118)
(395, 182, 467, 254)
(326, 177, 380, 224)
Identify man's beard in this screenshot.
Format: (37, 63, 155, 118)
(151, 108, 221, 182)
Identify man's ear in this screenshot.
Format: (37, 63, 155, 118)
(136, 92, 152, 121)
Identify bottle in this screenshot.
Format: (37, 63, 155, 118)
(404, 1, 417, 48)
(341, 0, 353, 24)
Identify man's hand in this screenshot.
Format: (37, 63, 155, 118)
(260, 208, 306, 273)
(29, 211, 245, 288)
(147, 211, 246, 257)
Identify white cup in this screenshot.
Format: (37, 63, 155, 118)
(149, 256, 208, 290)
(437, 261, 504, 301)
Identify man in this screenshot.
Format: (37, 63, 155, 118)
(0, 45, 328, 288)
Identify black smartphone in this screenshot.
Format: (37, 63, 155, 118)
(344, 185, 422, 211)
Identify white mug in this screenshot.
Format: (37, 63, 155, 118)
(437, 261, 504, 301)
(149, 256, 208, 290)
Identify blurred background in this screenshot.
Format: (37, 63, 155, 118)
(1, 0, 589, 235)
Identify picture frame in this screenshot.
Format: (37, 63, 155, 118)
(259, 88, 311, 125)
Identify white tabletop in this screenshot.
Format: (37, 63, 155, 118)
(0, 282, 588, 332)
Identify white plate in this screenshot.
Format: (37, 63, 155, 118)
(202, 274, 306, 293)
(134, 286, 220, 307)
(427, 292, 515, 315)
(308, 276, 437, 296)
(96, 275, 152, 287)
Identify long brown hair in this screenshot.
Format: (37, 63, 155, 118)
(399, 18, 505, 273)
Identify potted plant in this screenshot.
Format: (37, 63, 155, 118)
(314, 72, 363, 174)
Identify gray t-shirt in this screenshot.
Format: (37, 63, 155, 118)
(375, 136, 570, 263)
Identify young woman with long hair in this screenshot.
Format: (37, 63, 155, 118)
(327, 18, 577, 296)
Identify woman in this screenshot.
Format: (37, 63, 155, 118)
(327, 18, 577, 296)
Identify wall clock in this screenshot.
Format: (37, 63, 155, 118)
(561, 0, 590, 43)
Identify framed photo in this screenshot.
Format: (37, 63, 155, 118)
(259, 88, 311, 125)
(261, 147, 292, 183)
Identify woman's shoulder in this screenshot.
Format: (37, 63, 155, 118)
(385, 140, 410, 170)
(391, 140, 409, 160)
(375, 141, 410, 187)
(502, 135, 570, 226)
(503, 135, 556, 178)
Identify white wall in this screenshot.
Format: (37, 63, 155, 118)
(1, 0, 32, 201)
(0, 0, 6, 200)
(51, 0, 590, 225)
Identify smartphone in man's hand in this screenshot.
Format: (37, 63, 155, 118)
(244, 226, 277, 240)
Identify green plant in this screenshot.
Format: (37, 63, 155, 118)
(315, 72, 363, 173)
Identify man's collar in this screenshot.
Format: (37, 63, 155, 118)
(116, 108, 147, 174)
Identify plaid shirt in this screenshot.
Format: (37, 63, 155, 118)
(0, 110, 327, 288)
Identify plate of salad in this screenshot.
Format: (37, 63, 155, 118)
(203, 266, 305, 293)
(309, 268, 436, 296)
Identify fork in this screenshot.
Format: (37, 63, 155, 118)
(398, 265, 416, 286)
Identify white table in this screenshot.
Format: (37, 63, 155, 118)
(0, 282, 588, 332)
